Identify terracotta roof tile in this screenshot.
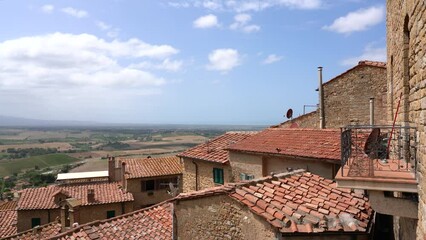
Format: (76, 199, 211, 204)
(120, 156, 182, 179)
(227, 128, 341, 162)
(177, 131, 257, 164)
(0, 210, 17, 238)
(4, 222, 62, 240)
(227, 171, 373, 234)
(17, 182, 133, 210)
(51, 202, 172, 240)
(0, 201, 17, 211)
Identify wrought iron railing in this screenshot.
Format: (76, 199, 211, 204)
(340, 125, 417, 178)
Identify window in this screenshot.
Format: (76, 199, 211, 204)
(213, 168, 224, 184)
(141, 178, 178, 192)
(141, 180, 155, 191)
(107, 210, 115, 219)
(240, 173, 254, 181)
(31, 218, 41, 228)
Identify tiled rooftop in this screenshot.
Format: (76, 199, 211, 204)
(230, 171, 372, 233)
(4, 222, 62, 240)
(0, 201, 17, 211)
(0, 210, 17, 238)
(178, 131, 257, 164)
(17, 182, 133, 210)
(227, 128, 341, 162)
(121, 156, 183, 179)
(51, 202, 172, 240)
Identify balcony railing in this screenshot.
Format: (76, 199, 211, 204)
(340, 125, 417, 178)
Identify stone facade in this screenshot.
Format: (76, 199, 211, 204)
(174, 194, 277, 239)
(16, 201, 133, 233)
(229, 151, 338, 180)
(181, 157, 232, 192)
(126, 175, 182, 209)
(386, 1, 426, 239)
(278, 63, 387, 129)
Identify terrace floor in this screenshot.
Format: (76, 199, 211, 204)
(336, 155, 418, 193)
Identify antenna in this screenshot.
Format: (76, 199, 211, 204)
(286, 108, 293, 119)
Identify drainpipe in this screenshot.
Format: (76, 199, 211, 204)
(192, 160, 199, 191)
(369, 97, 375, 125)
(318, 67, 325, 129)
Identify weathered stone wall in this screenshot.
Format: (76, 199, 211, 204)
(126, 175, 181, 208)
(229, 151, 264, 181)
(281, 234, 369, 240)
(229, 151, 338, 180)
(322, 65, 387, 128)
(182, 157, 232, 193)
(17, 202, 133, 233)
(277, 65, 387, 129)
(175, 194, 277, 239)
(277, 111, 319, 128)
(17, 209, 60, 232)
(76, 202, 133, 224)
(387, 1, 426, 239)
(264, 156, 337, 179)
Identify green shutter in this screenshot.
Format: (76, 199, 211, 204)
(31, 218, 41, 228)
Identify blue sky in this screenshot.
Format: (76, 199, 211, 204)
(0, 0, 386, 125)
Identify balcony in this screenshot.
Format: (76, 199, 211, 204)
(335, 125, 418, 193)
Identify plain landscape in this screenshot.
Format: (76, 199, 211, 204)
(0, 118, 264, 198)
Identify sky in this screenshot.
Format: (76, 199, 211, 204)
(0, 0, 386, 125)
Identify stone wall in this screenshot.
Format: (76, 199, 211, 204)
(387, 1, 426, 239)
(16, 202, 133, 233)
(17, 209, 60, 232)
(174, 194, 277, 239)
(322, 65, 387, 128)
(277, 65, 387, 129)
(182, 157, 232, 192)
(229, 151, 338, 180)
(228, 151, 264, 181)
(126, 175, 181, 208)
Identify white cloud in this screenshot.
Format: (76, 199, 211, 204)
(61, 7, 89, 18)
(96, 21, 111, 30)
(262, 54, 283, 64)
(130, 59, 183, 72)
(96, 21, 121, 38)
(207, 48, 241, 73)
(41, 4, 54, 13)
(0, 33, 182, 91)
(341, 44, 386, 66)
(168, 0, 322, 12)
(193, 14, 219, 29)
(230, 14, 260, 33)
(323, 6, 384, 34)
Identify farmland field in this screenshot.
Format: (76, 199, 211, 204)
(0, 153, 79, 176)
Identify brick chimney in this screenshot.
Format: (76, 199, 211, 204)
(108, 156, 116, 182)
(121, 162, 127, 191)
(87, 189, 95, 203)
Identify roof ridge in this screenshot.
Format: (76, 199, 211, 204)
(233, 169, 306, 189)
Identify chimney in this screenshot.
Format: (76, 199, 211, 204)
(108, 156, 115, 182)
(121, 162, 127, 191)
(87, 189, 95, 203)
(318, 67, 325, 129)
(369, 97, 375, 125)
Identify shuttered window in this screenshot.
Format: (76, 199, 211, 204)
(213, 168, 224, 185)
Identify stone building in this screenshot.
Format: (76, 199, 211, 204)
(173, 170, 373, 240)
(112, 156, 183, 209)
(277, 60, 387, 129)
(227, 128, 341, 180)
(4, 202, 172, 240)
(386, 1, 426, 238)
(15, 182, 134, 233)
(335, 1, 425, 240)
(177, 132, 256, 192)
